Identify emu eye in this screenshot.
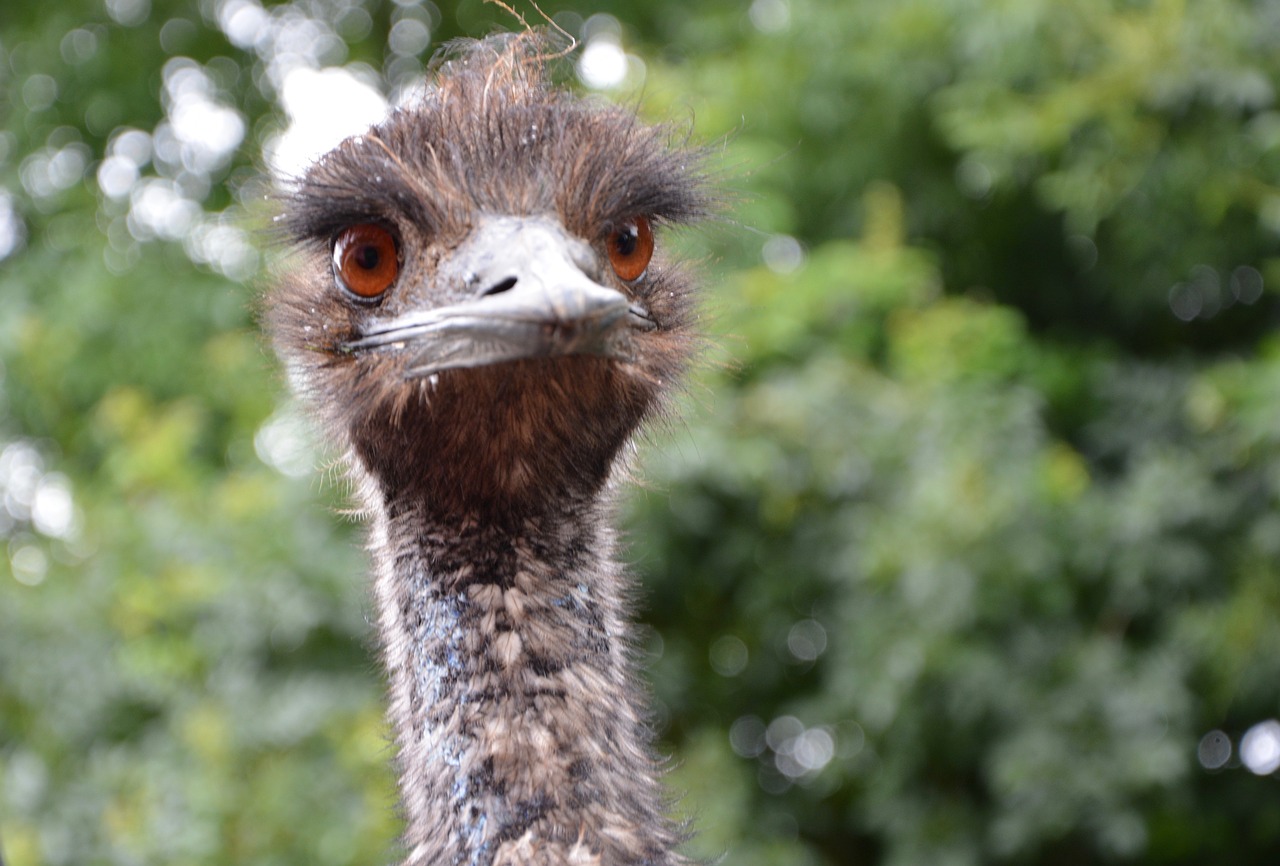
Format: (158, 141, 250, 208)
(606, 217, 654, 283)
(333, 224, 399, 300)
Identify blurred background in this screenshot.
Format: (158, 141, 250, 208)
(3, 0, 1280, 863)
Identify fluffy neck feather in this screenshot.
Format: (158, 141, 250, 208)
(367, 477, 684, 866)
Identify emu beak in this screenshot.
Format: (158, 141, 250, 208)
(343, 216, 653, 378)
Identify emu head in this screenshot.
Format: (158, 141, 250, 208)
(269, 34, 707, 519)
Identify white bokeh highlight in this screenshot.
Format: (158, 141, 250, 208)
(266, 67, 389, 179)
(1241, 720, 1280, 775)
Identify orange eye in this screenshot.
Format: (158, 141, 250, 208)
(333, 224, 399, 299)
(606, 216, 654, 283)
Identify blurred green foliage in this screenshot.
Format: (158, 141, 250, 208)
(2, 1, 1280, 864)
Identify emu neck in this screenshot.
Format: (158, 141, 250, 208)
(371, 488, 682, 866)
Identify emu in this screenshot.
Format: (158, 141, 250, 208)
(268, 33, 709, 866)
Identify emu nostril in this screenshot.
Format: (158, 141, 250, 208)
(481, 276, 518, 297)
